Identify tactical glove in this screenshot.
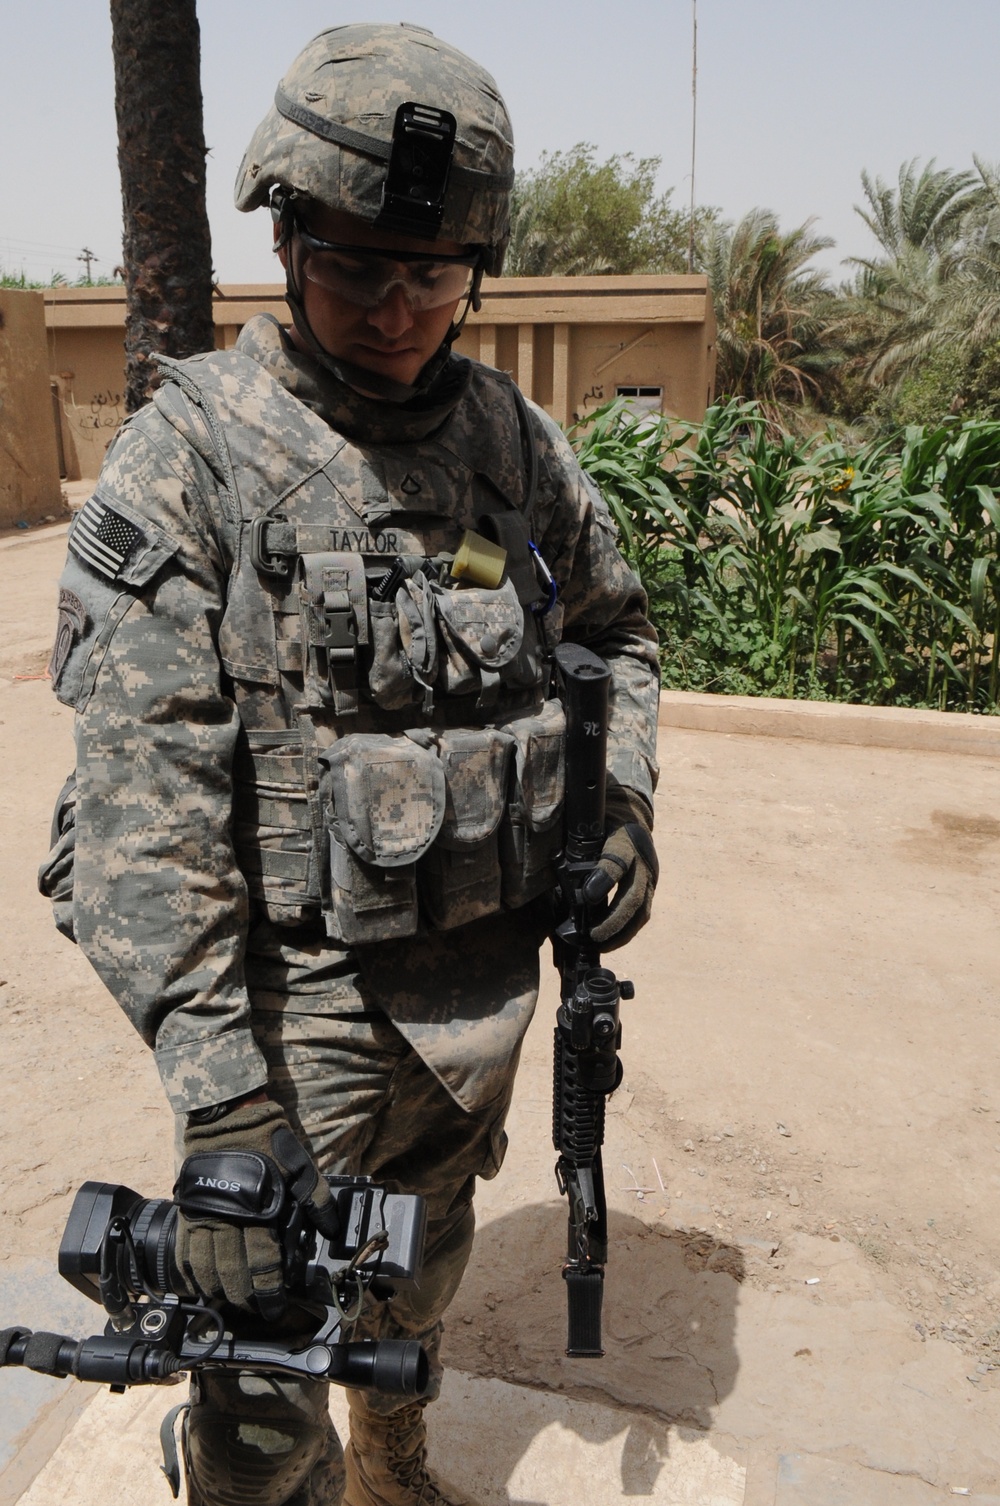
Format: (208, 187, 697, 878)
(583, 784, 658, 950)
(176, 1096, 338, 1321)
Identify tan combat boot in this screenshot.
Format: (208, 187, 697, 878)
(343, 1395, 478, 1506)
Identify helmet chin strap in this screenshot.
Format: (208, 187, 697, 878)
(280, 239, 482, 405)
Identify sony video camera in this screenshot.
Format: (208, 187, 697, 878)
(0, 1170, 428, 1397)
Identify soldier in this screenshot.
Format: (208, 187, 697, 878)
(44, 22, 659, 1506)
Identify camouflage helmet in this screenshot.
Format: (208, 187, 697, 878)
(235, 23, 515, 275)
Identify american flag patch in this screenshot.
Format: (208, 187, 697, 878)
(69, 496, 143, 580)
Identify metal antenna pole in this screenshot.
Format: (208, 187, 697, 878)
(687, 0, 698, 274)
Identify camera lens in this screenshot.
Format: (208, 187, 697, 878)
(129, 1198, 180, 1297)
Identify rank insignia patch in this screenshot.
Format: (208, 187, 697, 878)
(69, 495, 143, 580)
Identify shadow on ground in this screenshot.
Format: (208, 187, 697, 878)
(446, 1201, 744, 1456)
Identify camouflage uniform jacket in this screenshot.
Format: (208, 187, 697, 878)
(50, 315, 659, 1113)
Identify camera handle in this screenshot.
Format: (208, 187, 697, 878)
(0, 1308, 428, 1395)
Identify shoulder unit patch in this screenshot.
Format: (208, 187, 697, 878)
(48, 587, 88, 685)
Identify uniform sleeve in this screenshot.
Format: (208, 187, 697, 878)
(54, 412, 268, 1113)
(528, 405, 660, 805)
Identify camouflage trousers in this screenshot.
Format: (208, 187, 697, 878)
(182, 915, 537, 1506)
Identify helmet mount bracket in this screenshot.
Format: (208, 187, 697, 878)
(373, 102, 457, 239)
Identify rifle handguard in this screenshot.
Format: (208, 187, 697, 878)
(551, 644, 630, 1360)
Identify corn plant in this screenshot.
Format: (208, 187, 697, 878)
(569, 397, 1000, 710)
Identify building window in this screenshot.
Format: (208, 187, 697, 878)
(616, 385, 663, 418)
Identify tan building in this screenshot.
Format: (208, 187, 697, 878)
(0, 289, 63, 528)
(43, 275, 716, 480)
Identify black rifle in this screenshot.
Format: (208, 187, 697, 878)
(551, 642, 633, 1358)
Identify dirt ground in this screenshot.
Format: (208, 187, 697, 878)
(2, 523, 1000, 1501)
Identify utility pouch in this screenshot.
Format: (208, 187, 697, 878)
(420, 727, 514, 931)
(298, 553, 368, 712)
(500, 699, 566, 907)
(430, 577, 524, 699)
(367, 598, 418, 710)
(320, 733, 445, 945)
(370, 572, 438, 710)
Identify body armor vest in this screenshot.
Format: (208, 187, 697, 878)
(155, 348, 565, 945)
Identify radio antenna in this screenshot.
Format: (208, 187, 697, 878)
(687, 0, 698, 274)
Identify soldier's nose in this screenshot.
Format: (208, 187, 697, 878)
(366, 283, 416, 341)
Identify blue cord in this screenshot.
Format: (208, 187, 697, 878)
(529, 541, 558, 615)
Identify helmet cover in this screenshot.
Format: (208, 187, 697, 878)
(235, 23, 514, 274)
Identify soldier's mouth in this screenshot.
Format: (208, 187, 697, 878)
(355, 341, 419, 359)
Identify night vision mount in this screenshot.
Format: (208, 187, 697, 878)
(375, 101, 457, 238)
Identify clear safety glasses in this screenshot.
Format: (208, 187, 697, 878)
(295, 228, 478, 311)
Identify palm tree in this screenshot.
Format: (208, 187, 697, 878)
(701, 210, 840, 425)
(945, 157, 1000, 351)
(844, 159, 1000, 398)
(110, 0, 214, 411)
(853, 158, 981, 261)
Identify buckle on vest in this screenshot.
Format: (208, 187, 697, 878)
(316, 591, 358, 663)
(250, 517, 295, 578)
(298, 553, 369, 713)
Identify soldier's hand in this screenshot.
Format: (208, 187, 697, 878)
(175, 1096, 338, 1321)
(583, 785, 658, 950)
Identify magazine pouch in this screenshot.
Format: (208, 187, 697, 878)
(500, 699, 566, 907)
(367, 594, 425, 712)
(320, 733, 445, 945)
(420, 727, 514, 931)
(377, 571, 439, 709)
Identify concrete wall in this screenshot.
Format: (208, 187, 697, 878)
(0, 290, 63, 528)
(44, 289, 133, 481)
(43, 275, 717, 478)
(455, 274, 716, 427)
(48, 325, 127, 482)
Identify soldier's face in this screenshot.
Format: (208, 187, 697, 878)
(278, 207, 468, 390)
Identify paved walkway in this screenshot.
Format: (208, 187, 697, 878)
(2, 523, 1000, 1504)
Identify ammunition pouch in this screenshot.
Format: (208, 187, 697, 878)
(421, 726, 514, 930)
(320, 733, 446, 946)
(499, 698, 567, 907)
(311, 706, 565, 946)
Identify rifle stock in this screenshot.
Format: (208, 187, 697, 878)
(551, 643, 631, 1358)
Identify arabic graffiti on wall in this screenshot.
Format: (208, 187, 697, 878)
(78, 390, 124, 432)
(571, 385, 605, 423)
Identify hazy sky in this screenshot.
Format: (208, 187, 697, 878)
(3, 0, 998, 286)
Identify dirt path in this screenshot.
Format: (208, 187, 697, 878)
(2, 526, 1000, 1502)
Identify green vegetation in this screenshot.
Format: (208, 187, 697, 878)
(506, 143, 717, 276)
(570, 398, 1000, 712)
(521, 146, 1000, 709)
(513, 147, 1000, 438)
(698, 210, 840, 429)
(0, 270, 119, 288)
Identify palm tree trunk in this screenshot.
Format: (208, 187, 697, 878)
(110, 0, 214, 413)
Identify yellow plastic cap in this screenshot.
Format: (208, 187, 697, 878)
(450, 530, 507, 588)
